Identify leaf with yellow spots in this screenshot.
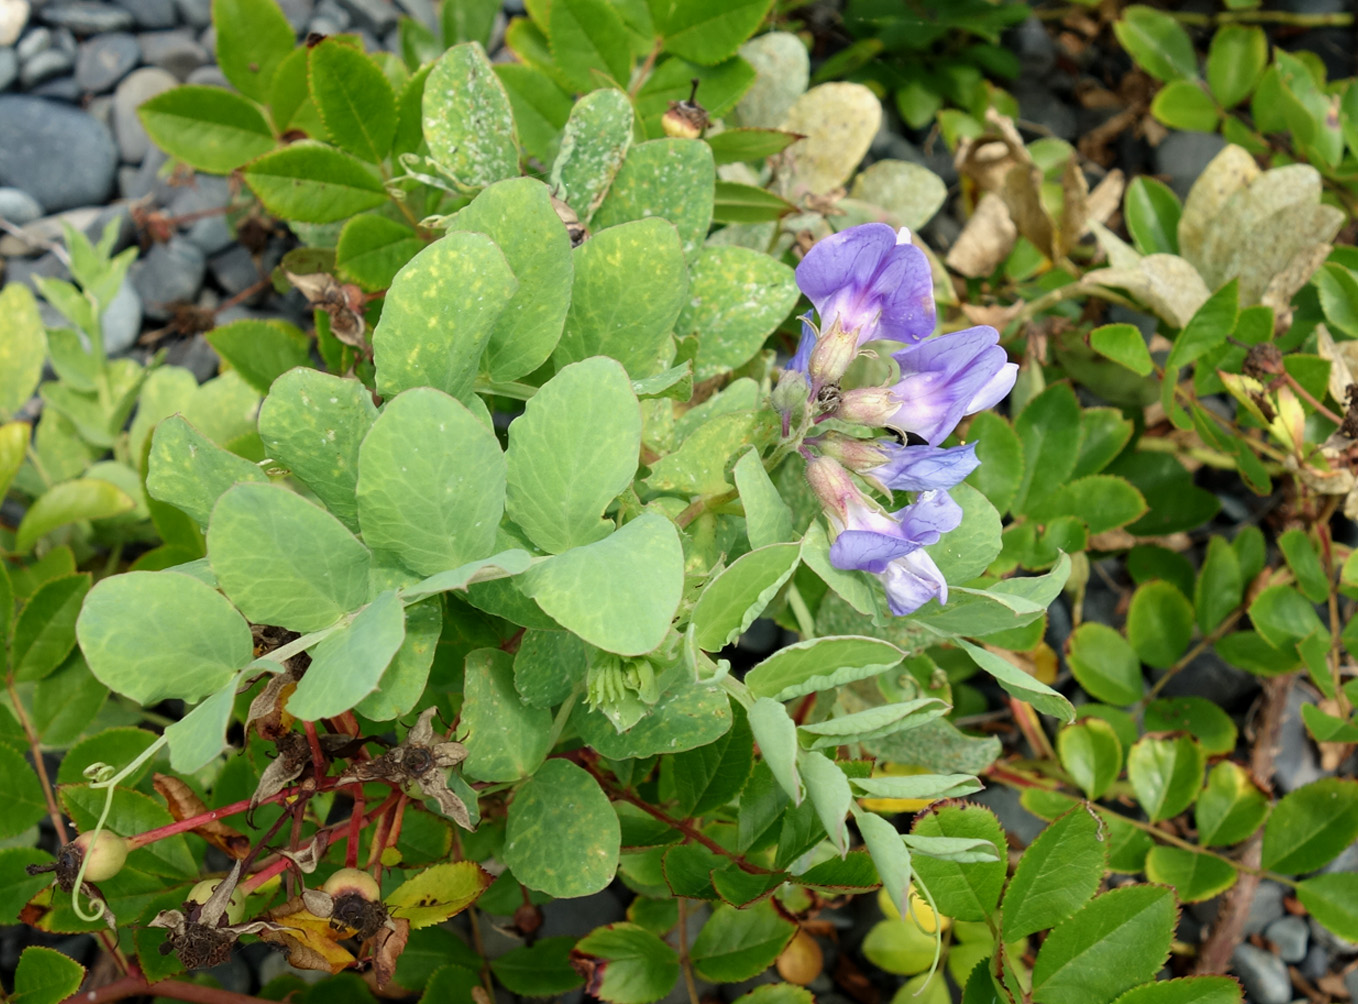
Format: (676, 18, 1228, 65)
(385, 861, 492, 929)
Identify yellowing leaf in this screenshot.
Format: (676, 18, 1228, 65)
(385, 861, 492, 929)
(257, 903, 356, 973)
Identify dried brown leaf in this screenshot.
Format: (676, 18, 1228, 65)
(945, 193, 1017, 278)
(154, 774, 251, 860)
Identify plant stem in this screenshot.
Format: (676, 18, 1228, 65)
(677, 897, 700, 1004)
(579, 755, 778, 875)
(6, 676, 68, 843)
(1141, 604, 1249, 704)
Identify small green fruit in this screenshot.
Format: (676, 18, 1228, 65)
(71, 831, 129, 882)
(187, 878, 247, 924)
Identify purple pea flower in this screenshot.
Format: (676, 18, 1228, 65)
(795, 223, 936, 347)
(829, 488, 962, 616)
(816, 434, 980, 494)
(805, 456, 962, 615)
(838, 325, 1018, 445)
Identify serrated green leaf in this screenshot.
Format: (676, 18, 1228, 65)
(1260, 778, 1358, 873)
(1030, 886, 1177, 1004)
(309, 40, 396, 164)
(212, 0, 293, 101)
(1001, 806, 1106, 941)
(244, 143, 388, 223)
(138, 86, 277, 174)
(205, 320, 311, 395)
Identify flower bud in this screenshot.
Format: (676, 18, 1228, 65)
(807, 318, 860, 387)
(69, 831, 129, 883)
(187, 878, 247, 924)
(836, 387, 900, 428)
(771, 368, 810, 418)
(814, 433, 891, 473)
(804, 456, 864, 521)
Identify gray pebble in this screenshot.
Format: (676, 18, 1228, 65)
(15, 24, 47, 59)
(115, 142, 167, 200)
(1245, 882, 1288, 935)
(1008, 16, 1055, 79)
(1154, 131, 1228, 202)
(1265, 915, 1309, 963)
(27, 68, 76, 97)
(1230, 943, 1292, 1004)
(0, 46, 16, 89)
(111, 64, 174, 162)
(39, 1, 134, 34)
(100, 278, 141, 355)
(87, 91, 109, 126)
(112, 0, 174, 29)
(162, 330, 218, 381)
(136, 28, 204, 79)
(0, 184, 41, 223)
(1299, 944, 1329, 983)
(1275, 685, 1324, 793)
(1347, 969, 1358, 1003)
(74, 30, 137, 91)
(169, 174, 232, 254)
(0, 95, 115, 210)
(131, 235, 205, 319)
(312, 0, 348, 29)
(3, 251, 69, 289)
(182, 61, 225, 87)
(274, 0, 310, 31)
(169, 0, 207, 28)
(333, 0, 392, 33)
(1013, 80, 1077, 141)
(17, 44, 68, 84)
(304, 14, 338, 35)
(207, 242, 260, 296)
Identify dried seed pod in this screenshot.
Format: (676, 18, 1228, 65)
(662, 78, 709, 139)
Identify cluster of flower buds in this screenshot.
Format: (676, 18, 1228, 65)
(785, 223, 1018, 616)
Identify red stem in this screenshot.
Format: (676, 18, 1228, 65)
(578, 757, 778, 875)
(346, 787, 364, 869)
(126, 776, 346, 850)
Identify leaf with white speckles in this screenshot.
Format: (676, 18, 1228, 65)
(460, 648, 552, 782)
(423, 42, 520, 190)
(505, 358, 641, 555)
(372, 230, 517, 402)
(521, 511, 683, 657)
(550, 88, 633, 224)
(778, 82, 881, 196)
(503, 758, 619, 898)
(445, 177, 574, 382)
(679, 246, 799, 380)
(594, 139, 715, 261)
(553, 219, 688, 379)
(258, 368, 378, 535)
(356, 387, 506, 577)
(146, 415, 269, 528)
(208, 482, 373, 633)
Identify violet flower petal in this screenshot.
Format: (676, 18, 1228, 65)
(882, 550, 950, 615)
(870, 442, 980, 492)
